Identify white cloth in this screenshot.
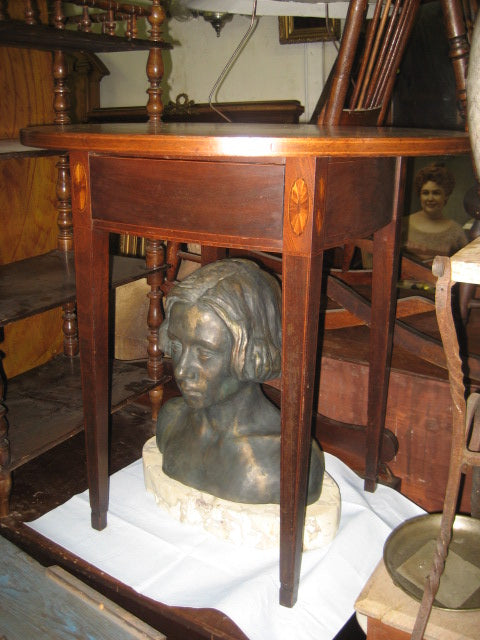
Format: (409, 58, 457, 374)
(27, 453, 424, 640)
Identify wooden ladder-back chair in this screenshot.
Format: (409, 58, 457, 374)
(319, 0, 420, 127)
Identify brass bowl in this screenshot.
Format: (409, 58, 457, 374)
(384, 513, 480, 610)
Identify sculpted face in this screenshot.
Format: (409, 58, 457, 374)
(168, 301, 243, 409)
(420, 180, 447, 219)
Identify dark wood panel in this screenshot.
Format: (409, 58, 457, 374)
(322, 157, 395, 247)
(0, 250, 164, 326)
(90, 156, 285, 246)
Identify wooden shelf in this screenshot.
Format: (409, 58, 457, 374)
(0, 250, 165, 327)
(0, 21, 171, 53)
(0, 138, 59, 159)
(0, 4, 172, 519)
(6, 354, 162, 471)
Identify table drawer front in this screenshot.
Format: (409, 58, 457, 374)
(90, 156, 284, 244)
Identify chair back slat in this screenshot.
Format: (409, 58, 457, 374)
(320, 0, 420, 126)
(351, 0, 392, 109)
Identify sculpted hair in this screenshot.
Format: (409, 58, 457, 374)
(415, 163, 455, 198)
(159, 259, 282, 382)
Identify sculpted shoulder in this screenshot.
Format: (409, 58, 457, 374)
(156, 397, 188, 452)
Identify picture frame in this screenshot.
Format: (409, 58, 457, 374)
(278, 16, 341, 44)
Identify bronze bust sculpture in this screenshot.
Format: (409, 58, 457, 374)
(156, 259, 324, 505)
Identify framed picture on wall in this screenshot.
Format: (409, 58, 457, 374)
(278, 16, 341, 44)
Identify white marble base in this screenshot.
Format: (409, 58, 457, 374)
(142, 437, 341, 550)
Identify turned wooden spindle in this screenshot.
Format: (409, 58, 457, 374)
(144, 1, 166, 412)
(104, 7, 115, 36)
(52, 0, 64, 29)
(80, 5, 91, 32)
(24, 0, 36, 24)
(62, 301, 78, 357)
(57, 157, 78, 354)
(146, 0, 165, 124)
(441, 0, 470, 121)
(51, 1, 78, 357)
(125, 13, 138, 39)
(56, 156, 73, 251)
(145, 239, 166, 420)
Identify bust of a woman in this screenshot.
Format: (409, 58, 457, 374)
(156, 259, 324, 505)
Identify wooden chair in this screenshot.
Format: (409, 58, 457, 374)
(318, 0, 420, 127)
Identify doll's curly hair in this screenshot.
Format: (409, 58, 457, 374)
(414, 163, 455, 198)
(159, 259, 282, 383)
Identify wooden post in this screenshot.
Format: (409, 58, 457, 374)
(146, 0, 165, 124)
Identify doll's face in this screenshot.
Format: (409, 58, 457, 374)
(168, 302, 243, 409)
(420, 180, 447, 219)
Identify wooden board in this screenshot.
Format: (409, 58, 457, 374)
(0, 536, 165, 640)
(355, 560, 480, 640)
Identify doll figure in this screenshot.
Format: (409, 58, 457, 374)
(403, 163, 467, 263)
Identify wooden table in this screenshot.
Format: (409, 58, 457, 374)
(21, 122, 470, 608)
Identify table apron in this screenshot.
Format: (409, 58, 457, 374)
(86, 155, 396, 253)
(89, 156, 285, 247)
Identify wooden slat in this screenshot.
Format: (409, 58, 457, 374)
(0, 536, 165, 640)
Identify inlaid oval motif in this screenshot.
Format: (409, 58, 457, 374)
(289, 178, 309, 236)
(72, 162, 87, 212)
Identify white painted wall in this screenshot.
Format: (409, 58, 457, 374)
(97, 14, 338, 122)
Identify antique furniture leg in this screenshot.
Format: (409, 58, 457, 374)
(70, 150, 110, 530)
(53, 1, 79, 358)
(364, 157, 405, 490)
(146, 238, 165, 421)
(411, 248, 480, 638)
(280, 157, 325, 607)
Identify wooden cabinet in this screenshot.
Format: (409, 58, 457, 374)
(0, 1, 170, 517)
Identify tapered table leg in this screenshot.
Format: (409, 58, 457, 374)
(70, 151, 110, 530)
(364, 157, 405, 491)
(280, 157, 325, 606)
